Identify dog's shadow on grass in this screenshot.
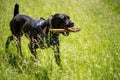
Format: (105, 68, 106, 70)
(5, 52, 50, 80)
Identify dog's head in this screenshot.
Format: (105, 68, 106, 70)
(51, 13, 74, 36)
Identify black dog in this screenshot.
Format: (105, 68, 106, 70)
(6, 3, 74, 67)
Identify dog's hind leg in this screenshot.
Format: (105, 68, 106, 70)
(5, 36, 14, 52)
(14, 35, 23, 58)
(5, 35, 23, 58)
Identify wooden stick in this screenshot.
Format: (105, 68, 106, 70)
(68, 28, 80, 32)
(50, 28, 80, 32)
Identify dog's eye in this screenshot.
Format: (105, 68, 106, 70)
(67, 16, 70, 19)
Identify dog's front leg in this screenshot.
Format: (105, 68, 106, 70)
(28, 41, 38, 61)
(53, 44, 62, 68)
(51, 34, 62, 68)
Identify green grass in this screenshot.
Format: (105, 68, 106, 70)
(0, 0, 120, 80)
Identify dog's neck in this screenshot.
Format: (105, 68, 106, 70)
(47, 18, 53, 29)
(47, 17, 59, 29)
(47, 18, 61, 35)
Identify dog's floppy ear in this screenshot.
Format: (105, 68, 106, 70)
(52, 13, 60, 18)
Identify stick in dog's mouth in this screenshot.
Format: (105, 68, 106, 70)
(50, 28, 80, 33)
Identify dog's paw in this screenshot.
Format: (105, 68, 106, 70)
(30, 56, 38, 62)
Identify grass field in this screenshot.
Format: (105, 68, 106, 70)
(0, 0, 120, 80)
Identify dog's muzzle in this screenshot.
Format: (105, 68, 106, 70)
(62, 21, 74, 36)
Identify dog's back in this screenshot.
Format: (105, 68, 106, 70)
(10, 3, 33, 36)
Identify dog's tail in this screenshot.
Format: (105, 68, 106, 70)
(14, 3, 19, 17)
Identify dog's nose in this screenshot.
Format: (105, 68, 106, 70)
(70, 22, 74, 27)
(71, 22, 74, 25)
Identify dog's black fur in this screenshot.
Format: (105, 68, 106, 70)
(6, 3, 74, 67)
